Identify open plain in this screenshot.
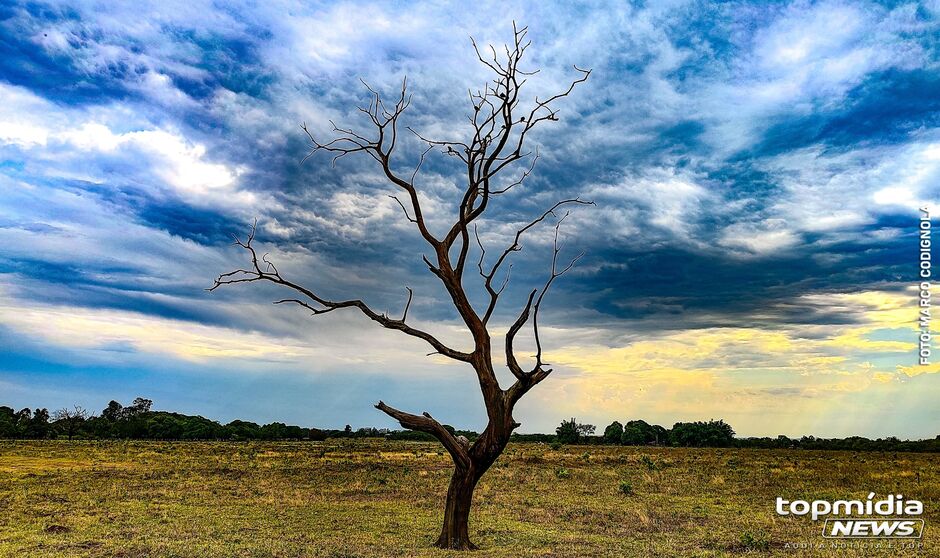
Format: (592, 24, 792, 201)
(0, 440, 937, 557)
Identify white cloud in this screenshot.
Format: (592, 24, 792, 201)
(0, 294, 314, 363)
(756, 138, 940, 234)
(700, 1, 928, 154)
(718, 218, 801, 256)
(0, 83, 55, 147)
(58, 124, 254, 207)
(585, 168, 717, 249)
(872, 185, 916, 207)
(0, 83, 259, 210)
(0, 122, 49, 147)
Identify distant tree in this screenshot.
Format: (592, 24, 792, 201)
(124, 397, 153, 418)
(602, 421, 623, 444)
(282, 425, 307, 439)
(556, 418, 595, 444)
(654, 425, 668, 444)
(11, 408, 31, 437)
(0, 406, 14, 437)
(344, 424, 352, 435)
(179, 415, 223, 440)
(225, 420, 261, 440)
(52, 406, 90, 440)
(621, 419, 667, 446)
(102, 400, 123, 421)
(670, 422, 695, 446)
(510, 432, 555, 443)
(260, 422, 288, 440)
(556, 419, 577, 443)
(355, 426, 392, 438)
(670, 420, 735, 447)
(26, 408, 50, 439)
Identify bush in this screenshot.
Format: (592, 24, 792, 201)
(618, 480, 633, 495)
(555, 467, 570, 479)
(739, 530, 769, 551)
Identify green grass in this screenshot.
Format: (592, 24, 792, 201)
(0, 440, 937, 557)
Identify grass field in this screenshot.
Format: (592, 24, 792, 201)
(0, 440, 936, 557)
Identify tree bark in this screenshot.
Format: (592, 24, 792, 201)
(435, 414, 514, 550)
(435, 466, 479, 550)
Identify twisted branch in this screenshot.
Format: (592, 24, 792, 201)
(376, 400, 470, 469)
(209, 222, 470, 362)
(505, 212, 583, 402)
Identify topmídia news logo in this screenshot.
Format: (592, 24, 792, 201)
(777, 493, 925, 539)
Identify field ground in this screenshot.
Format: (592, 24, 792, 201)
(0, 440, 937, 557)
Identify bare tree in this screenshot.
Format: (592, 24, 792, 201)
(52, 406, 89, 441)
(211, 24, 591, 550)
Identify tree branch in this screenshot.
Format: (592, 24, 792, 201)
(375, 400, 470, 469)
(477, 198, 593, 324)
(504, 210, 585, 401)
(409, 23, 591, 288)
(301, 77, 440, 249)
(209, 222, 471, 363)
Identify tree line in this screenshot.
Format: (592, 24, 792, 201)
(514, 417, 940, 452)
(2, 400, 937, 452)
(0, 398, 474, 442)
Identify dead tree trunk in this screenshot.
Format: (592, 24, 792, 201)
(434, 396, 516, 549)
(437, 465, 479, 549)
(212, 23, 591, 550)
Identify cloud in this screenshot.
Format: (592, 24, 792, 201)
(0, 292, 313, 363)
(897, 362, 940, 378)
(0, 83, 262, 211)
(512, 289, 928, 436)
(718, 218, 801, 256)
(0, 277, 473, 378)
(698, 0, 932, 156)
(0, 0, 937, 435)
(59, 124, 250, 202)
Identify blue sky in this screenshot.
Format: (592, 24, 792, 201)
(1, 0, 938, 437)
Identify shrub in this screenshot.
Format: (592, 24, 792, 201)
(555, 467, 570, 479)
(739, 530, 769, 551)
(618, 480, 633, 495)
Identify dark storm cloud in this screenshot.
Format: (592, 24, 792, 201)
(0, 0, 937, 350)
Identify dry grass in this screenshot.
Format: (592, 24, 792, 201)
(0, 440, 936, 557)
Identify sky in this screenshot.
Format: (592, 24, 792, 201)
(1, 0, 939, 438)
